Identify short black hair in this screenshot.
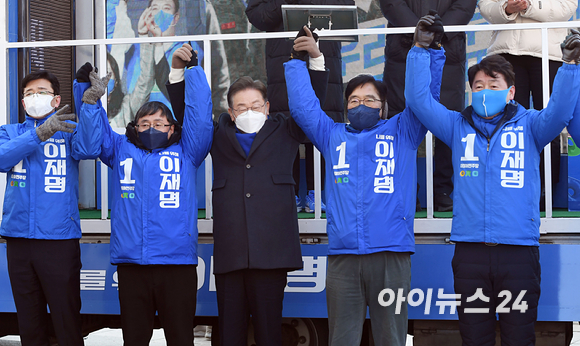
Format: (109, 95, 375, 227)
(148, 0, 179, 13)
(227, 76, 267, 109)
(134, 101, 176, 124)
(468, 55, 515, 89)
(21, 71, 60, 96)
(345, 74, 388, 119)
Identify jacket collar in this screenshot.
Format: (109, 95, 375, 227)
(222, 114, 248, 158)
(247, 116, 277, 158)
(222, 113, 279, 159)
(461, 102, 519, 139)
(24, 110, 57, 127)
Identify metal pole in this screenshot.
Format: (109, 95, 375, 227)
(541, 27, 552, 218)
(203, 39, 213, 220)
(426, 131, 434, 218)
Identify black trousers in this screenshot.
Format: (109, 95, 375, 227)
(215, 268, 287, 346)
(293, 143, 325, 195)
(501, 54, 562, 187)
(5, 237, 83, 346)
(117, 264, 197, 346)
(452, 242, 541, 346)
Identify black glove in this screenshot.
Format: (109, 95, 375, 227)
(35, 105, 77, 141)
(291, 26, 319, 61)
(186, 42, 198, 68)
(76, 62, 93, 83)
(561, 29, 580, 64)
(413, 14, 436, 49)
(428, 10, 444, 49)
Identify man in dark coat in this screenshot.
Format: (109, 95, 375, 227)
(166, 42, 328, 345)
(245, 0, 354, 213)
(380, 0, 476, 211)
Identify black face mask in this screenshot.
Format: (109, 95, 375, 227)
(139, 127, 170, 150)
(347, 105, 381, 131)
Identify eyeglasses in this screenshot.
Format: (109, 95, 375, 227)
(23, 90, 54, 98)
(135, 123, 172, 131)
(233, 103, 266, 115)
(348, 97, 381, 108)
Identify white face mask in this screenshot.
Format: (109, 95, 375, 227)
(23, 94, 55, 119)
(235, 109, 266, 133)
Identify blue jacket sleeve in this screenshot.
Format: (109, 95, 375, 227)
(530, 63, 580, 149)
(73, 80, 119, 168)
(284, 59, 334, 154)
(0, 125, 42, 172)
(71, 80, 103, 160)
(569, 94, 580, 144)
(400, 48, 447, 148)
(405, 46, 459, 147)
(183, 66, 213, 167)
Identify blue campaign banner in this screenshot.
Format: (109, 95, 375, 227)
(1, 243, 580, 321)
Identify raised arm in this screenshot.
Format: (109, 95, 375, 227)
(285, 58, 334, 153)
(530, 63, 580, 147)
(74, 70, 120, 168)
(70, 70, 105, 160)
(182, 66, 213, 167)
(405, 46, 459, 145)
(531, 31, 580, 147)
(400, 47, 447, 147)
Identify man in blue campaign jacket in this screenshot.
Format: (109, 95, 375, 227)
(0, 71, 101, 346)
(74, 61, 212, 345)
(405, 19, 580, 345)
(284, 25, 446, 345)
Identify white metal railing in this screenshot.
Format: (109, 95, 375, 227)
(0, 0, 579, 234)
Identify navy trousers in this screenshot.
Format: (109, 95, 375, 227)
(215, 268, 287, 346)
(117, 264, 198, 346)
(452, 242, 541, 346)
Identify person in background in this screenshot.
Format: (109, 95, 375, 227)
(285, 24, 446, 345)
(479, 0, 578, 209)
(0, 71, 102, 346)
(75, 62, 213, 345)
(380, 0, 477, 211)
(246, 0, 354, 213)
(405, 19, 580, 345)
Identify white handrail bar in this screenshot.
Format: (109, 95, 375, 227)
(1, 14, 578, 230)
(2, 21, 578, 48)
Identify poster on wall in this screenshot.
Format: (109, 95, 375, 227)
(105, 0, 229, 126)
